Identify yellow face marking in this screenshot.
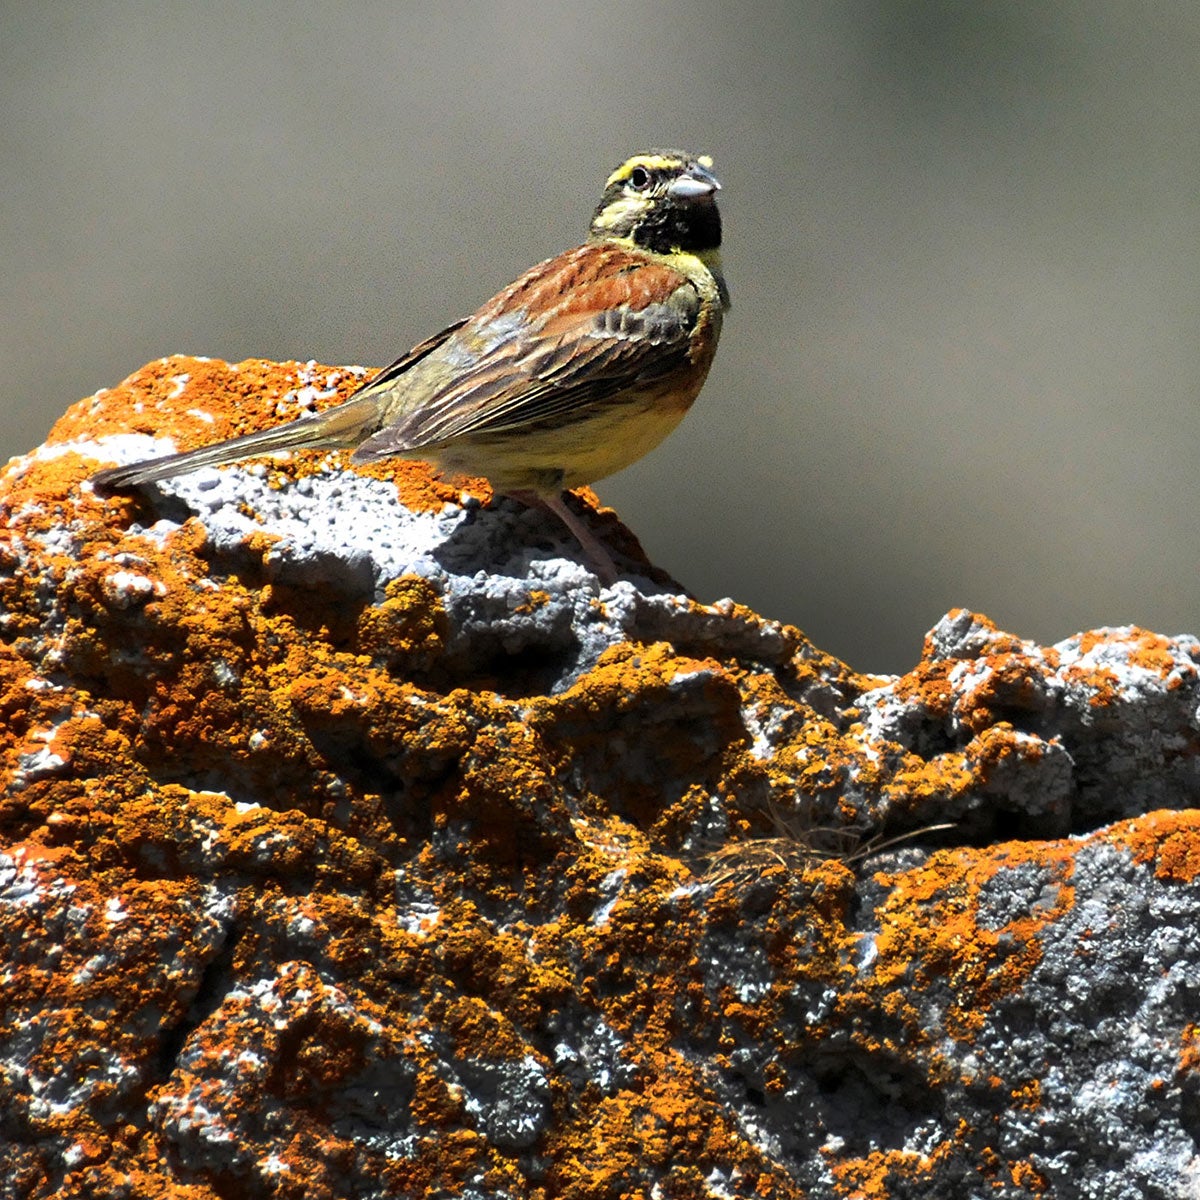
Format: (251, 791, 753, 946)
(605, 153, 687, 189)
(590, 193, 652, 233)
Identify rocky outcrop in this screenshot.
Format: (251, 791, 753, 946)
(2, 356, 1198, 1198)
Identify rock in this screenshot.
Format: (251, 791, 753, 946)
(2, 355, 1199, 1198)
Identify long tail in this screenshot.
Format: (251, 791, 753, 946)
(91, 394, 384, 490)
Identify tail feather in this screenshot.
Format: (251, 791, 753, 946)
(91, 395, 382, 490)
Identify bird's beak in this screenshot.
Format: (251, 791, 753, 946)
(668, 161, 721, 200)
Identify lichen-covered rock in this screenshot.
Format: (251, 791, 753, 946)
(2, 356, 1199, 1198)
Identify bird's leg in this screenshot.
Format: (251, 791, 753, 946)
(508, 489, 619, 586)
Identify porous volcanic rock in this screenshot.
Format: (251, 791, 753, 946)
(2, 356, 1199, 1199)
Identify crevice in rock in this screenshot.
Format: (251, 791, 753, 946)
(1180, 1077, 1200, 1150)
(809, 1051, 943, 1157)
(154, 920, 241, 1083)
(906, 720, 960, 761)
(126, 487, 194, 529)
(431, 638, 585, 700)
(299, 715, 408, 795)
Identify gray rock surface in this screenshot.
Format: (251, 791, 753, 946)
(2, 356, 1199, 1198)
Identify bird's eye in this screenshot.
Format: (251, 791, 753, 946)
(628, 166, 651, 190)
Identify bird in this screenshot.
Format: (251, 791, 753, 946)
(91, 150, 730, 585)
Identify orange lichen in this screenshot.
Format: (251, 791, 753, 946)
(51, 354, 486, 513)
(1114, 810, 1200, 883)
(546, 1058, 804, 1199)
(1060, 627, 1197, 707)
(5, 363, 1200, 1197)
(1179, 1024, 1200, 1076)
(854, 840, 1077, 1046)
(512, 589, 551, 615)
(1009, 1160, 1050, 1192)
(829, 1140, 957, 1199)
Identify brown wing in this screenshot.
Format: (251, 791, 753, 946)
(353, 243, 700, 459)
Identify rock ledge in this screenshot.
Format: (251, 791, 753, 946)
(2, 356, 1198, 1198)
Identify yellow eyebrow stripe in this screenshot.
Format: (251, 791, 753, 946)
(605, 153, 683, 188)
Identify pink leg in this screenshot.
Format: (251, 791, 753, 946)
(511, 491, 619, 585)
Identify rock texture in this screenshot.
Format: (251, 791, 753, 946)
(2, 355, 1200, 1199)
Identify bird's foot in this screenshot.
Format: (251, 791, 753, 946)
(510, 490, 619, 586)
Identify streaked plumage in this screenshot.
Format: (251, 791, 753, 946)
(92, 150, 729, 582)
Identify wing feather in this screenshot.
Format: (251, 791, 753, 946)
(353, 244, 699, 460)
(356, 316, 471, 397)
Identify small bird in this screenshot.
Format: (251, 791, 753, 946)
(92, 150, 729, 584)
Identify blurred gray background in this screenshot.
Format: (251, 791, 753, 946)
(4, 2, 1198, 674)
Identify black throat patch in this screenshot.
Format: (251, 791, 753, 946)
(633, 198, 722, 256)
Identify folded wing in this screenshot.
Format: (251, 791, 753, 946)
(352, 244, 700, 461)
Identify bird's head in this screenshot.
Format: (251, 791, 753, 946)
(589, 150, 722, 255)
